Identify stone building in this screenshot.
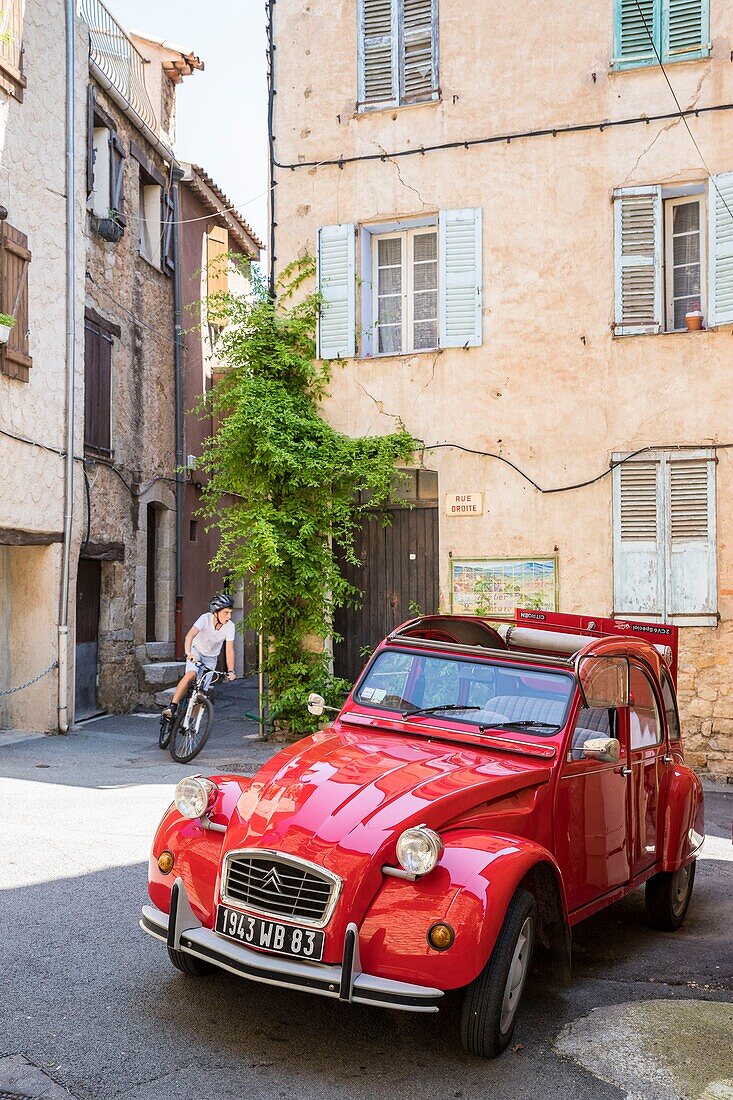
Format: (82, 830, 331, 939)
(271, 0, 733, 778)
(178, 163, 262, 675)
(0, 0, 87, 731)
(77, 2, 202, 715)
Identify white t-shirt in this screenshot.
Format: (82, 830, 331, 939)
(192, 613, 236, 658)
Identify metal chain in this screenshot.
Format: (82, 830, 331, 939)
(0, 660, 58, 697)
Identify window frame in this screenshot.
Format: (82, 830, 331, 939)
(663, 193, 707, 332)
(628, 662, 664, 751)
(368, 222, 439, 356)
(138, 173, 162, 269)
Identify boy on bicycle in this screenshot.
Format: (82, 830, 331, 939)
(162, 593, 236, 720)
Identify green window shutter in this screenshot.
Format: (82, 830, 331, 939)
(317, 225, 356, 360)
(663, 0, 710, 61)
(613, 187, 663, 335)
(613, 0, 659, 69)
(708, 173, 733, 326)
(400, 0, 438, 103)
(613, 459, 665, 615)
(358, 0, 398, 109)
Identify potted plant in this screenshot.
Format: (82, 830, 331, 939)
(685, 302, 704, 331)
(0, 312, 15, 344)
(94, 209, 124, 243)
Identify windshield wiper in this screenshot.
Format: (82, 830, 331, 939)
(403, 704, 482, 719)
(479, 720, 560, 733)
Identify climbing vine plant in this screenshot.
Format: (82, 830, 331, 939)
(199, 258, 418, 735)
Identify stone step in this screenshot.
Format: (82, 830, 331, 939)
(146, 641, 175, 662)
(140, 661, 185, 689)
(154, 687, 175, 707)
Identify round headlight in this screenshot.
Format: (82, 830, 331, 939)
(174, 776, 216, 819)
(396, 826, 443, 876)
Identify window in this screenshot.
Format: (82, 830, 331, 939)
(613, 450, 717, 623)
(629, 666, 662, 750)
(613, 0, 710, 70)
(87, 91, 126, 227)
(661, 672, 681, 741)
(0, 0, 27, 101)
(206, 224, 229, 332)
(358, 0, 438, 110)
(0, 219, 31, 382)
(614, 177, 733, 333)
(138, 170, 162, 267)
(84, 312, 118, 456)
(316, 209, 482, 359)
(373, 227, 438, 353)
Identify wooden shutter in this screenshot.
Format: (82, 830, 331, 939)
(614, 187, 662, 335)
(84, 319, 112, 456)
(317, 224, 355, 359)
(110, 134, 126, 222)
(666, 457, 716, 615)
(0, 221, 31, 382)
(614, 0, 658, 67)
(358, 0, 397, 108)
(439, 208, 482, 348)
(207, 225, 229, 298)
(401, 0, 438, 103)
(709, 173, 733, 326)
(613, 459, 664, 615)
(161, 188, 175, 275)
(0, 0, 27, 101)
(664, 0, 710, 61)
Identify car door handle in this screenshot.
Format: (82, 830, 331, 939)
(616, 766, 632, 777)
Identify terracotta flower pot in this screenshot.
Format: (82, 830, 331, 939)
(685, 312, 704, 331)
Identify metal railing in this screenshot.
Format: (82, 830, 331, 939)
(78, 0, 158, 132)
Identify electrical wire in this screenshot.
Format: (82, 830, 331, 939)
(421, 441, 733, 495)
(272, 101, 733, 173)
(633, 0, 733, 224)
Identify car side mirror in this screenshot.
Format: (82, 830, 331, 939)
(582, 736, 621, 763)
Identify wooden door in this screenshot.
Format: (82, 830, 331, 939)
(333, 503, 439, 683)
(75, 558, 101, 719)
(146, 504, 157, 641)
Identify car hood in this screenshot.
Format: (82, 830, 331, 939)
(222, 724, 551, 885)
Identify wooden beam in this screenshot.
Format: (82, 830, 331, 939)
(0, 528, 63, 546)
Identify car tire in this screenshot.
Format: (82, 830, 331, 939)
(460, 888, 537, 1059)
(645, 859, 696, 931)
(166, 946, 212, 977)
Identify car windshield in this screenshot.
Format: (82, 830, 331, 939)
(355, 650, 574, 738)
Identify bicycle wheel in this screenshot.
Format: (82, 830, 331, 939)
(169, 696, 214, 763)
(159, 713, 173, 749)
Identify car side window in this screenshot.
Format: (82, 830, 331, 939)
(629, 666, 662, 750)
(570, 707, 613, 761)
(661, 672, 682, 742)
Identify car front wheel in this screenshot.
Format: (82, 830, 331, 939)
(645, 859, 696, 931)
(460, 888, 537, 1058)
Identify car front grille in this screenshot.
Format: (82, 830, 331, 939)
(221, 851, 340, 927)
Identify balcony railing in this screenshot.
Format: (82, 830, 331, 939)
(78, 0, 158, 133)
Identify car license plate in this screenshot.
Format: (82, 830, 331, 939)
(215, 905, 325, 961)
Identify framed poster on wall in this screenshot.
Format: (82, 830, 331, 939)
(450, 557, 559, 615)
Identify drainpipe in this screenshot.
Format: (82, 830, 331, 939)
(172, 168, 185, 657)
(58, 0, 77, 732)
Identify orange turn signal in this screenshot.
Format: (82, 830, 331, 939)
(157, 850, 175, 875)
(427, 922, 455, 951)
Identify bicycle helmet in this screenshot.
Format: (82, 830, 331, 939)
(209, 593, 234, 613)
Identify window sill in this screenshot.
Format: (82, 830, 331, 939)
(356, 347, 440, 361)
(353, 96, 441, 120)
(612, 326, 726, 340)
(610, 50, 711, 73)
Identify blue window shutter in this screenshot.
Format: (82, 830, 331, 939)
(438, 208, 482, 348)
(358, 0, 398, 109)
(666, 456, 717, 616)
(709, 174, 733, 326)
(663, 0, 710, 61)
(317, 225, 356, 360)
(401, 0, 439, 103)
(613, 187, 663, 335)
(613, 458, 665, 616)
(613, 0, 659, 69)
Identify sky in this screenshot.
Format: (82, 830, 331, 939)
(110, 0, 268, 247)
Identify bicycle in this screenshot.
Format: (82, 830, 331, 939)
(161, 662, 224, 763)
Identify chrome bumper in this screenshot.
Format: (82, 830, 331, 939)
(140, 878, 443, 1013)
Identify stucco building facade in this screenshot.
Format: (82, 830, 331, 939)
(0, 0, 87, 731)
(272, 0, 733, 778)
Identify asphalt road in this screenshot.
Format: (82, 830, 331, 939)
(1, 685, 731, 1100)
